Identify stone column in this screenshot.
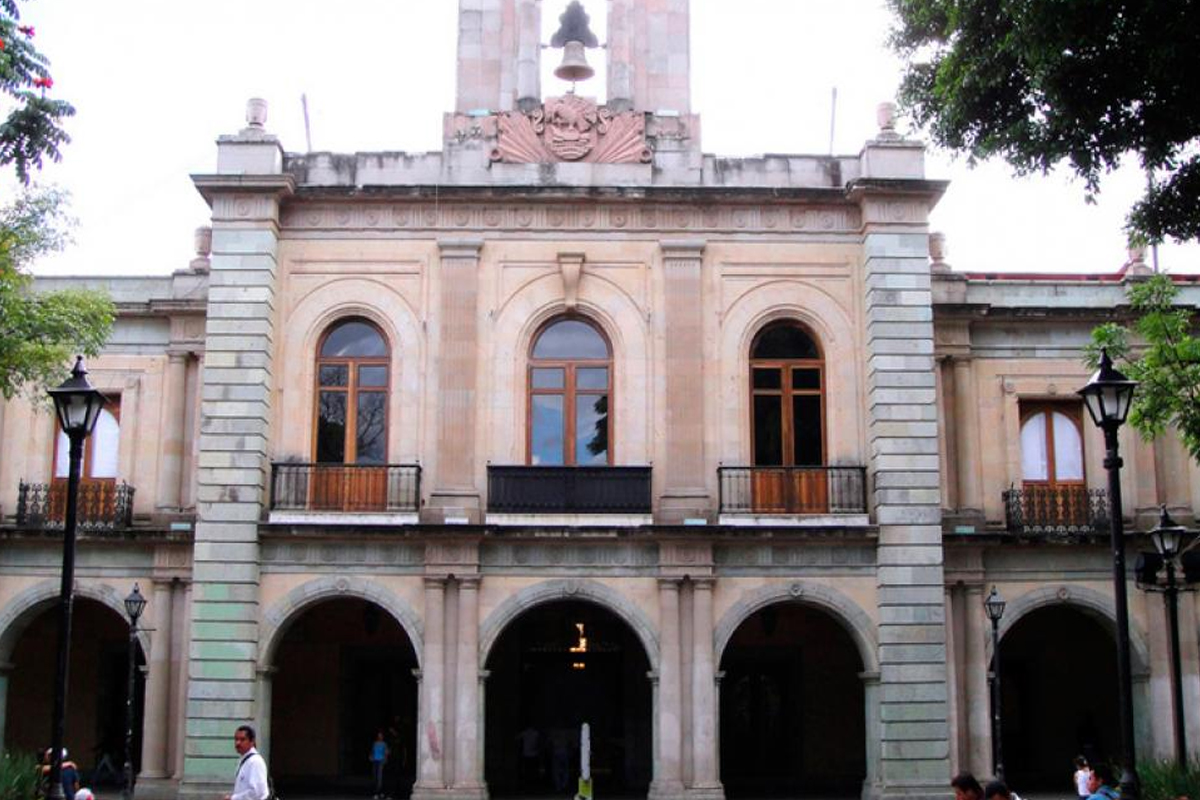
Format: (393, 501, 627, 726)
(952, 357, 982, 515)
(690, 578, 721, 795)
(181, 106, 290, 797)
(430, 240, 484, 522)
(416, 577, 447, 793)
(650, 579, 683, 798)
(606, 0, 634, 110)
(943, 587, 961, 772)
(140, 581, 174, 778)
(861, 185, 951, 793)
(659, 241, 709, 522)
(454, 577, 485, 795)
(172, 582, 193, 779)
(515, 0, 541, 111)
(860, 671, 882, 797)
(0, 661, 13, 749)
(255, 667, 276, 760)
(963, 586, 991, 775)
(156, 352, 190, 513)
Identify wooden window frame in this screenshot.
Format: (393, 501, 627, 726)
(749, 324, 826, 467)
(52, 394, 121, 479)
(526, 316, 614, 466)
(313, 319, 391, 465)
(1019, 401, 1085, 488)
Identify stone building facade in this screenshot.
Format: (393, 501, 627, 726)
(2, 3, 1199, 800)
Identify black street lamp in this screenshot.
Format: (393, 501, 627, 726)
(984, 586, 1006, 780)
(123, 584, 146, 800)
(1078, 348, 1140, 800)
(45, 357, 107, 800)
(1147, 506, 1194, 768)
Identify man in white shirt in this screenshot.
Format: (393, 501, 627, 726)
(225, 725, 269, 800)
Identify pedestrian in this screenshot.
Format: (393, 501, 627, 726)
(985, 779, 1023, 800)
(1085, 763, 1119, 800)
(225, 725, 269, 800)
(1073, 756, 1092, 800)
(951, 773, 984, 800)
(38, 748, 80, 800)
(369, 730, 389, 799)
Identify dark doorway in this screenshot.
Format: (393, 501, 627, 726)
(5, 598, 146, 788)
(484, 600, 651, 798)
(270, 598, 418, 796)
(719, 602, 865, 798)
(999, 605, 1120, 789)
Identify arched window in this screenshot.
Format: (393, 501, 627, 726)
(750, 322, 824, 467)
(528, 317, 612, 466)
(314, 318, 390, 464)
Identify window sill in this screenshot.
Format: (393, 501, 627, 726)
(718, 513, 871, 527)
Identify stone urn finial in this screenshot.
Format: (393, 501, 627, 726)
(246, 97, 268, 129)
(929, 231, 949, 272)
(876, 102, 899, 139)
(1124, 241, 1152, 276)
(190, 225, 212, 273)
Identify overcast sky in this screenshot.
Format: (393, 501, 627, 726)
(8, 0, 1198, 276)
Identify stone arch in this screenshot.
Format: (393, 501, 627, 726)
(991, 584, 1150, 676)
(716, 282, 865, 468)
(277, 279, 425, 465)
(713, 580, 879, 673)
(0, 578, 152, 662)
(488, 272, 652, 467)
(479, 579, 659, 670)
(258, 575, 423, 669)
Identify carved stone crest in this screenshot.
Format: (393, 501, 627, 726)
(493, 95, 652, 164)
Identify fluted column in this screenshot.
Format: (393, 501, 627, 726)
(953, 357, 982, 514)
(963, 585, 991, 774)
(454, 577, 484, 793)
(650, 579, 683, 797)
(139, 581, 174, 778)
(156, 352, 189, 513)
(416, 577, 447, 792)
(690, 578, 721, 794)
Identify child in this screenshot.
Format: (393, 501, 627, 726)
(370, 730, 389, 799)
(1073, 756, 1092, 800)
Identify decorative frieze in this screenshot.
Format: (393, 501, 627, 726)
(716, 544, 876, 570)
(480, 542, 658, 570)
(260, 540, 423, 567)
(281, 202, 861, 235)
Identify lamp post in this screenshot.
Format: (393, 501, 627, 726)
(984, 586, 1006, 780)
(1148, 506, 1193, 768)
(123, 584, 146, 800)
(45, 357, 107, 800)
(1078, 348, 1140, 800)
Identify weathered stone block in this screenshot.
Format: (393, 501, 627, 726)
(876, 505, 942, 525)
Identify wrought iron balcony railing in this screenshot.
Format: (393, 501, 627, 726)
(270, 463, 421, 513)
(487, 466, 652, 514)
(718, 466, 868, 515)
(1003, 484, 1110, 536)
(16, 480, 136, 531)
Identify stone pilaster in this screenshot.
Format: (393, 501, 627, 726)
(606, 0, 634, 111)
(180, 112, 291, 796)
(515, 0, 541, 111)
(453, 577, 485, 796)
(455, 0, 512, 112)
(140, 581, 175, 778)
(659, 241, 709, 522)
(952, 357, 981, 515)
(156, 352, 190, 513)
(415, 577, 448, 795)
(628, 0, 691, 114)
(689, 578, 721, 797)
(650, 579, 684, 799)
(962, 585, 991, 775)
(429, 240, 484, 521)
(255, 667, 276, 760)
(0, 661, 12, 749)
(860, 186, 951, 797)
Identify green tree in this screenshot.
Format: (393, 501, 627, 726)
(888, 0, 1200, 244)
(0, 186, 114, 399)
(1087, 274, 1200, 463)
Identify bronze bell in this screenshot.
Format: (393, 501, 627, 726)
(554, 40, 594, 83)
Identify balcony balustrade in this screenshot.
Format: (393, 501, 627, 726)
(1003, 484, 1110, 536)
(487, 466, 652, 514)
(16, 480, 136, 531)
(718, 466, 868, 515)
(270, 463, 421, 513)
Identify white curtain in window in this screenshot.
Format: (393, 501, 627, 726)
(53, 408, 119, 478)
(1021, 412, 1048, 480)
(1052, 411, 1084, 480)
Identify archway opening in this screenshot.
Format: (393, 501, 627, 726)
(484, 600, 651, 797)
(719, 602, 865, 798)
(5, 598, 146, 789)
(999, 605, 1119, 789)
(269, 598, 418, 796)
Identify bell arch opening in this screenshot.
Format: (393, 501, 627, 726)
(268, 597, 418, 796)
(718, 601, 866, 798)
(484, 599, 651, 797)
(998, 604, 1119, 789)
